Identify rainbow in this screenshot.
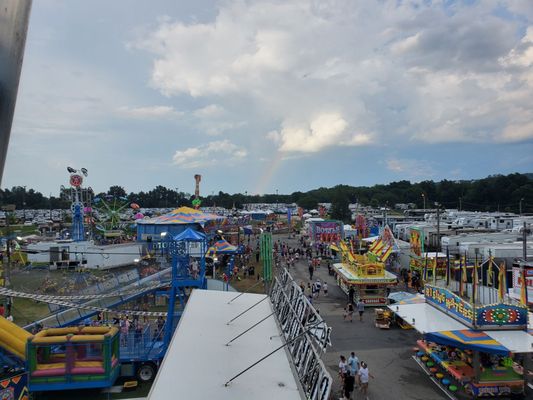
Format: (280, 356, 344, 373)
(253, 151, 284, 195)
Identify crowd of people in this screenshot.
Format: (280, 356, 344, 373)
(339, 353, 374, 400)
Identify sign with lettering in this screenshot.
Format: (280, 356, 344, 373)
(309, 221, 343, 243)
(465, 382, 523, 397)
(271, 268, 332, 400)
(424, 285, 474, 326)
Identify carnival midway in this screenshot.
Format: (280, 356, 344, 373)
(1, 3, 533, 400)
(0, 163, 530, 399)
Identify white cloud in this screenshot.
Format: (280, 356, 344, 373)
(172, 140, 247, 168)
(269, 112, 372, 153)
(133, 0, 533, 153)
(117, 105, 182, 119)
(386, 158, 436, 179)
(499, 26, 533, 68)
(193, 104, 224, 118)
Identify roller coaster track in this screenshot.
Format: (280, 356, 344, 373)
(0, 280, 169, 301)
(5, 287, 169, 317)
(24, 267, 175, 329)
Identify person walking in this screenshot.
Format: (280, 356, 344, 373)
(343, 302, 354, 322)
(357, 299, 365, 322)
(313, 279, 321, 298)
(343, 370, 355, 400)
(338, 355, 348, 385)
(348, 287, 355, 304)
(308, 264, 314, 280)
(357, 361, 374, 400)
(323, 282, 328, 296)
(348, 352, 359, 377)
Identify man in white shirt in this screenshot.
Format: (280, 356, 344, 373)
(348, 352, 359, 376)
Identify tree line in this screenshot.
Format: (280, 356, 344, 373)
(0, 173, 531, 214)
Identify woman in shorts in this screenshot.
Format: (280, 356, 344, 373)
(357, 361, 374, 400)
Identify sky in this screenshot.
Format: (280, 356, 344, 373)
(3, 0, 533, 196)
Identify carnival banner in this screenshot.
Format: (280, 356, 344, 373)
(424, 285, 474, 326)
(310, 220, 343, 243)
(475, 303, 528, 329)
(410, 228, 424, 257)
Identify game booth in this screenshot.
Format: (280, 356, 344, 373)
(390, 283, 532, 398)
(332, 241, 397, 306)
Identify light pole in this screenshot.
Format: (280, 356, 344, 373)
(459, 197, 462, 212)
(276, 189, 279, 212)
(519, 198, 524, 216)
(421, 193, 426, 210)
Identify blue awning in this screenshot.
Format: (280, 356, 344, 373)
(424, 330, 510, 356)
(174, 227, 206, 242)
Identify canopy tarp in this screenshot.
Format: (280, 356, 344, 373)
(138, 207, 226, 226)
(174, 227, 206, 242)
(388, 291, 425, 305)
(206, 239, 237, 258)
(424, 330, 510, 356)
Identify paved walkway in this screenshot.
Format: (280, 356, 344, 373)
(276, 234, 447, 400)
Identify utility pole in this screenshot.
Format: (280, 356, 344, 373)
(1, 204, 15, 287)
(520, 198, 524, 216)
(22, 185, 26, 222)
(459, 197, 462, 212)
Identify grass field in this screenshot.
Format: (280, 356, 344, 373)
(230, 256, 267, 294)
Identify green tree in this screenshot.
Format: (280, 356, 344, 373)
(107, 185, 127, 198)
(330, 194, 351, 222)
(297, 195, 319, 210)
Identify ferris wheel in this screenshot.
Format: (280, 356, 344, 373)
(92, 195, 131, 235)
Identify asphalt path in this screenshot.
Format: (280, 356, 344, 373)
(277, 234, 447, 400)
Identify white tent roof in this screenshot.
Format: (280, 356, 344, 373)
(389, 302, 533, 353)
(388, 303, 465, 333)
(486, 331, 533, 354)
(148, 290, 303, 400)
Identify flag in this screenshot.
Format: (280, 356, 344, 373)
(472, 260, 478, 304)
(459, 257, 464, 297)
(369, 238, 384, 254)
(498, 262, 507, 302)
(381, 245, 393, 262)
(487, 257, 493, 286)
(520, 268, 528, 306)
(461, 256, 468, 297)
(445, 247, 450, 287)
(287, 208, 292, 226)
(432, 256, 437, 285)
(423, 254, 428, 282)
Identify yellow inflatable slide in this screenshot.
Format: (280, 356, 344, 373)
(0, 316, 31, 360)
